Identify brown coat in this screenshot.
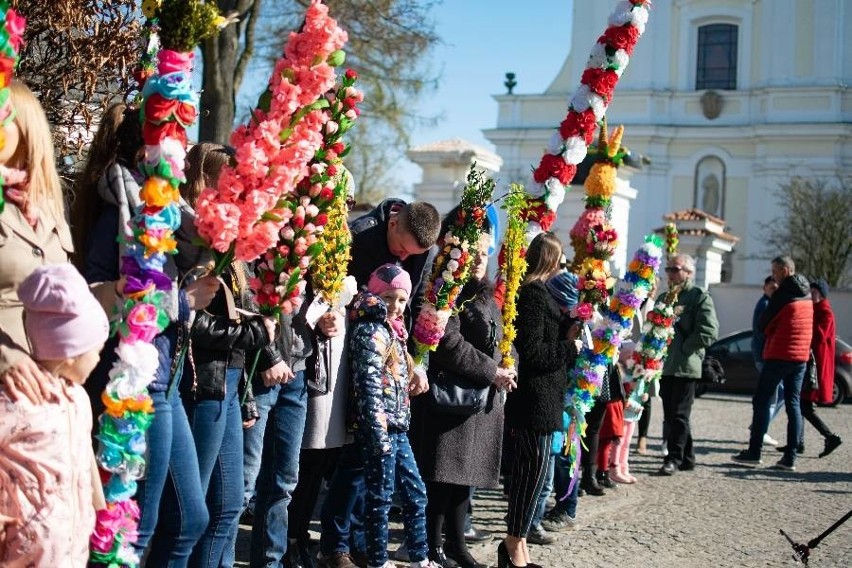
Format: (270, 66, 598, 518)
(0, 204, 73, 373)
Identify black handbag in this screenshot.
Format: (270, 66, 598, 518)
(804, 350, 818, 391)
(428, 369, 490, 416)
(700, 355, 726, 384)
(306, 335, 333, 396)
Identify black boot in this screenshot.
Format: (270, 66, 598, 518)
(596, 469, 618, 489)
(444, 540, 486, 568)
(429, 546, 459, 568)
(580, 467, 606, 496)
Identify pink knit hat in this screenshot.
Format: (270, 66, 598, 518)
(18, 263, 110, 361)
(367, 263, 412, 297)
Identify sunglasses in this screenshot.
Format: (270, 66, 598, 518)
(665, 267, 683, 273)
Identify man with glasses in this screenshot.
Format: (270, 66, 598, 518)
(656, 254, 719, 476)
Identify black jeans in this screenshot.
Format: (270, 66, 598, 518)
(800, 398, 834, 443)
(659, 376, 697, 467)
(288, 447, 342, 544)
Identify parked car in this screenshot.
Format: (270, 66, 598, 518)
(697, 329, 852, 406)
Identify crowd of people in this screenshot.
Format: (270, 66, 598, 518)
(0, 81, 845, 568)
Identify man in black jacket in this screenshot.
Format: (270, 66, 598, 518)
(312, 198, 439, 568)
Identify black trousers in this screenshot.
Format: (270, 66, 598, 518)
(637, 396, 652, 439)
(288, 447, 342, 543)
(800, 398, 834, 443)
(580, 398, 606, 474)
(426, 481, 470, 552)
(505, 429, 552, 538)
(659, 376, 697, 467)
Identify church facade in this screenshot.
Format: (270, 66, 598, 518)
(484, 0, 851, 286)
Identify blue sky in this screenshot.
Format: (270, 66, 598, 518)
(398, 0, 573, 191)
(224, 1, 574, 193)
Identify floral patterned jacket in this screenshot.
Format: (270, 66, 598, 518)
(349, 291, 412, 455)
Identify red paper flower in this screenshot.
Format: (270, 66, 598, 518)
(559, 109, 598, 145)
(533, 153, 577, 185)
(175, 102, 198, 127)
(144, 93, 178, 124)
(581, 68, 619, 101)
(142, 120, 187, 146)
(599, 25, 641, 55)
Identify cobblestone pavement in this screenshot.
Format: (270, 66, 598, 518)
(235, 393, 851, 567)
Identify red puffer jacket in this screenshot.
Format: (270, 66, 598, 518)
(763, 298, 813, 362)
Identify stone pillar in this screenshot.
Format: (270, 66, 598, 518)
(406, 138, 503, 215)
(660, 210, 739, 289)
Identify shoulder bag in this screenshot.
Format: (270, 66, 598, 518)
(428, 369, 491, 416)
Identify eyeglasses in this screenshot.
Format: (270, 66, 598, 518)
(665, 267, 683, 273)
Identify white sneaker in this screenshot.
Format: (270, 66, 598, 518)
(763, 433, 779, 446)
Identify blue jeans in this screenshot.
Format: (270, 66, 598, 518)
(320, 442, 367, 556)
(241, 380, 280, 513)
(551, 452, 578, 518)
(362, 431, 428, 566)
(186, 368, 244, 568)
(748, 359, 805, 462)
(136, 389, 209, 567)
(756, 362, 785, 425)
(531, 455, 556, 529)
(249, 371, 308, 568)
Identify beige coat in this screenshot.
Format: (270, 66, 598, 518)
(0, 205, 73, 374)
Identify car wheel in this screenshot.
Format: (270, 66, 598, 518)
(830, 377, 846, 407)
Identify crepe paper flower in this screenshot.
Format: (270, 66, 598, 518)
(561, 234, 663, 495)
(664, 222, 679, 259)
(252, 67, 362, 315)
(411, 165, 495, 366)
(497, 188, 529, 370)
(0, 1, 24, 215)
(515, 0, 650, 241)
(195, 1, 350, 293)
(310, 166, 354, 307)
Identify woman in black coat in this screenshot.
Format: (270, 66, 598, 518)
(411, 209, 517, 568)
(500, 232, 578, 568)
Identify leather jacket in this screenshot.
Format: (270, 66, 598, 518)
(183, 263, 283, 402)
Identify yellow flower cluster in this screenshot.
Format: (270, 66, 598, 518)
(310, 171, 352, 306)
(584, 163, 617, 199)
(498, 187, 529, 369)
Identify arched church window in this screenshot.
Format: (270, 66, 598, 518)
(696, 23, 738, 90)
(694, 156, 726, 218)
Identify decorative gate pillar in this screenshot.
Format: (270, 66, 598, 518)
(407, 138, 502, 215)
(657, 208, 739, 288)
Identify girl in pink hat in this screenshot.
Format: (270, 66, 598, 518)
(0, 263, 109, 566)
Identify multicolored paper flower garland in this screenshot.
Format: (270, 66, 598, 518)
(563, 235, 663, 482)
(412, 165, 495, 367)
(90, 2, 224, 566)
(623, 224, 682, 420)
(0, 1, 25, 214)
(251, 66, 362, 315)
(569, 120, 626, 322)
(496, 187, 529, 370)
(519, 0, 649, 238)
(194, 0, 352, 315)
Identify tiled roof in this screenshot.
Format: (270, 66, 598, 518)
(663, 207, 726, 226)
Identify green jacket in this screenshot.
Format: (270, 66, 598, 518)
(660, 281, 719, 379)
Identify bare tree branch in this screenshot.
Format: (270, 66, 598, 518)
(757, 177, 852, 287)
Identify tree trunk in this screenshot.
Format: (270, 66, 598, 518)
(199, 24, 240, 144)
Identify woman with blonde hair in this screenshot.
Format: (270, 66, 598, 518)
(499, 232, 578, 568)
(0, 80, 75, 405)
